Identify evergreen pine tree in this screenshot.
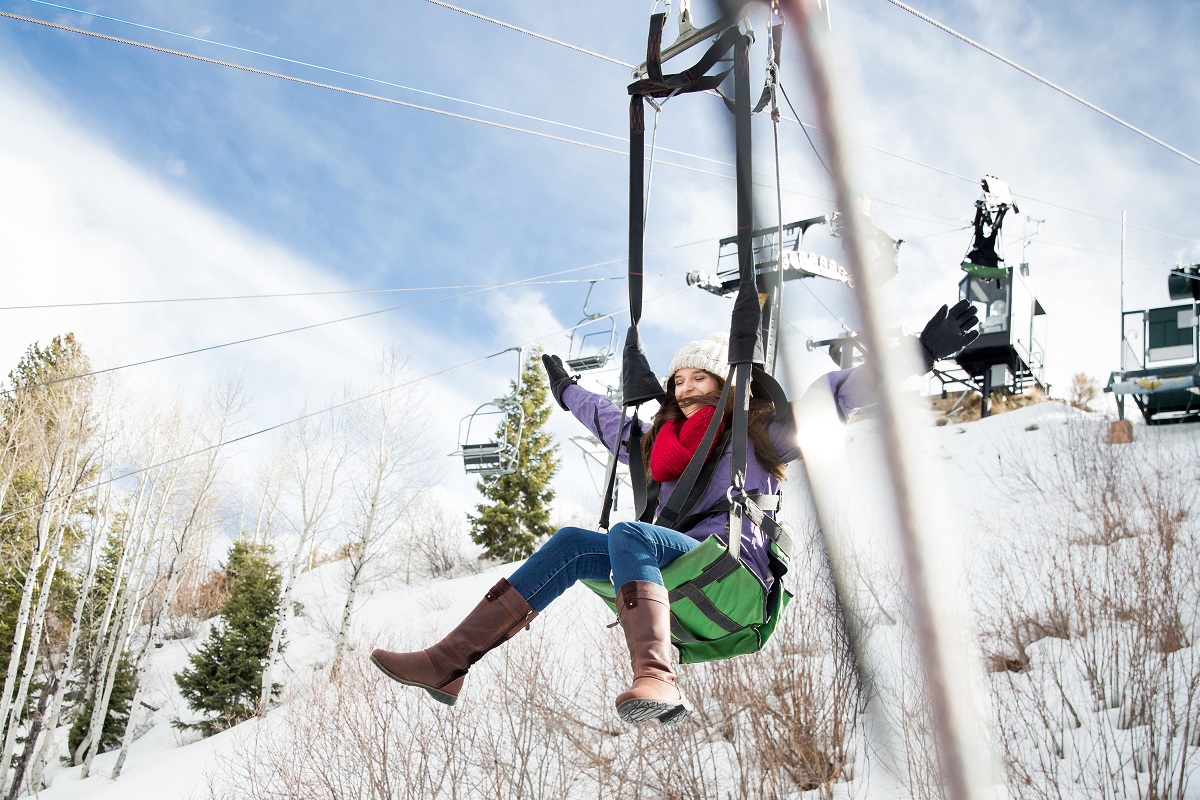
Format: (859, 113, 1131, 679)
(469, 347, 560, 561)
(173, 541, 281, 736)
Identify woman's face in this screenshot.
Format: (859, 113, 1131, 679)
(673, 368, 719, 417)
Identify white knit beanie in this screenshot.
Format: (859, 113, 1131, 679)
(666, 332, 729, 380)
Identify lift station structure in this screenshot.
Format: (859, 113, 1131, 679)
(1106, 264, 1200, 424)
(935, 177, 1049, 417)
(687, 207, 898, 370)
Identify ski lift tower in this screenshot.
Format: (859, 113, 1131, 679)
(1105, 264, 1200, 424)
(940, 177, 1048, 417)
(686, 208, 899, 370)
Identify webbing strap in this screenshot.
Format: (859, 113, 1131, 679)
(654, 379, 733, 529)
(602, 16, 740, 531)
(751, 365, 792, 423)
(637, 13, 737, 98)
(628, 412, 659, 523)
(597, 432, 622, 531)
(684, 551, 743, 591)
(670, 616, 700, 644)
(672, 583, 742, 634)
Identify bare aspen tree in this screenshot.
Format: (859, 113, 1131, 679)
(260, 409, 348, 714)
(333, 350, 430, 669)
(0, 337, 97, 797)
(110, 382, 243, 779)
(77, 400, 194, 775)
(26, 478, 112, 793)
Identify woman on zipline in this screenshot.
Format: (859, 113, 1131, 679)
(371, 302, 978, 725)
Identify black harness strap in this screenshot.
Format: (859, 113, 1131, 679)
(638, 13, 737, 97)
(653, 379, 733, 529)
(600, 16, 741, 531)
(672, 583, 743, 634)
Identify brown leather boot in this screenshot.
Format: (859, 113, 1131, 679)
(613, 581, 692, 726)
(370, 578, 537, 706)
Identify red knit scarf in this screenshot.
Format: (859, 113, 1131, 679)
(649, 405, 724, 483)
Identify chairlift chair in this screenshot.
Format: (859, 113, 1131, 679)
(454, 347, 525, 476)
(565, 282, 617, 372)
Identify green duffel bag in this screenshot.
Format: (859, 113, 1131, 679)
(582, 533, 793, 665)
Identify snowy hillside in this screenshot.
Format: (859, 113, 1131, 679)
(28, 402, 1200, 800)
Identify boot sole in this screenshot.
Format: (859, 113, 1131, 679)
(369, 654, 459, 706)
(617, 697, 693, 725)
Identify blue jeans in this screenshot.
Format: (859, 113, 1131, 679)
(507, 521, 701, 612)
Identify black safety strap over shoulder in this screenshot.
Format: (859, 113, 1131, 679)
(724, 32, 762, 564)
(599, 14, 742, 532)
(604, 20, 793, 548)
(653, 378, 733, 529)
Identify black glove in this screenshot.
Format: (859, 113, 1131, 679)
(542, 354, 578, 411)
(918, 299, 980, 372)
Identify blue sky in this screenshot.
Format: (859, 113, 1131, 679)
(1, 0, 1198, 514)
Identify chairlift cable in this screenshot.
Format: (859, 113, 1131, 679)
(0, 283, 691, 524)
(777, 82, 832, 180)
(12, 8, 1189, 251)
(881, 0, 1200, 170)
(19, 0, 633, 146)
(0, 276, 629, 312)
(0, 10, 639, 154)
(0, 263, 656, 395)
(63, 0, 1195, 244)
(643, 101, 664, 233)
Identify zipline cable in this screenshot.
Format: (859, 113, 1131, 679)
(5, 9, 1194, 252)
(422, 0, 634, 69)
(882, 0, 1200, 169)
(0, 285, 690, 524)
(20, 0, 631, 145)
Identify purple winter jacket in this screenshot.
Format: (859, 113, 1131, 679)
(561, 366, 873, 588)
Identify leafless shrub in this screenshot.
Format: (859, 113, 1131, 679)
(981, 415, 1200, 800)
(210, 555, 867, 800)
(409, 504, 479, 580)
(160, 566, 229, 640)
(1067, 373, 1100, 412)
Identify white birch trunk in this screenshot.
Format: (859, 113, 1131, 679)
(0, 502, 68, 794)
(28, 488, 110, 792)
(333, 352, 426, 668)
(260, 414, 346, 715)
(0, 432, 70, 785)
(77, 474, 162, 776)
(112, 451, 220, 779)
(0, 519, 49, 772)
(78, 543, 153, 779)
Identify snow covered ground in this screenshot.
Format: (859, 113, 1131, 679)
(28, 401, 1200, 799)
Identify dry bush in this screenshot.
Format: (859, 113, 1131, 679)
(158, 565, 229, 640)
(980, 415, 1200, 799)
(209, 557, 866, 800)
(1067, 373, 1100, 412)
(409, 505, 479, 580)
(929, 387, 1046, 425)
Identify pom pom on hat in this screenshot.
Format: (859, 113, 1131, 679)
(667, 332, 729, 380)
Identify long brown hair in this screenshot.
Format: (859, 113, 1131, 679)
(640, 371, 787, 481)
